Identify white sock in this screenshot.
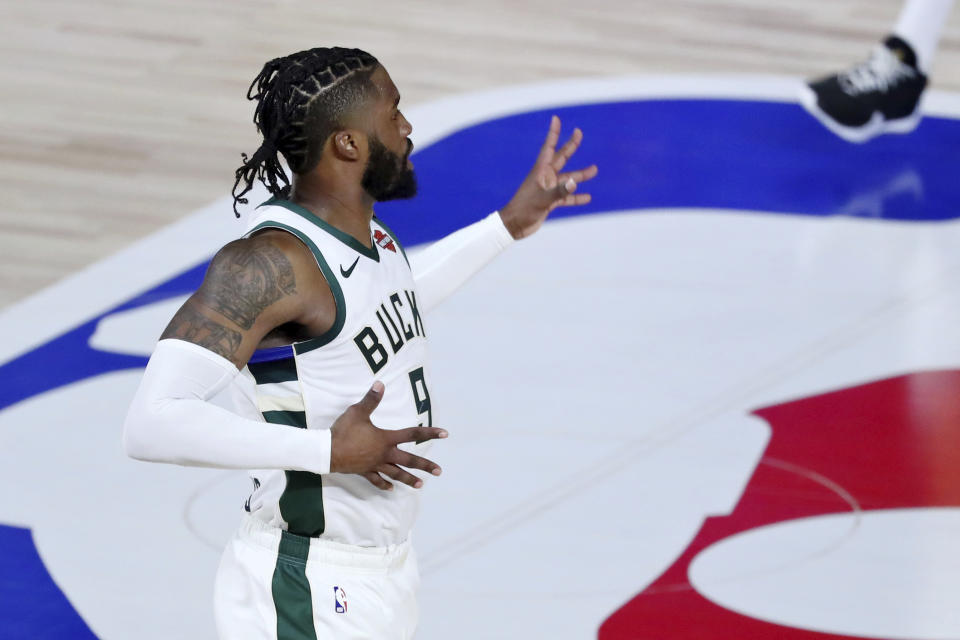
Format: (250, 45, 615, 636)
(892, 0, 955, 71)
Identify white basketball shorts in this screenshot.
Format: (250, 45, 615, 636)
(214, 515, 420, 639)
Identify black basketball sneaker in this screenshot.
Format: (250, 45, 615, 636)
(800, 36, 928, 143)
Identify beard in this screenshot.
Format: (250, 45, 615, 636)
(361, 135, 418, 202)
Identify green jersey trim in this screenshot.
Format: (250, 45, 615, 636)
(253, 357, 326, 538)
(248, 358, 299, 384)
(247, 221, 346, 352)
(271, 531, 318, 640)
(261, 410, 308, 428)
(261, 197, 380, 262)
(279, 470, 327, 537)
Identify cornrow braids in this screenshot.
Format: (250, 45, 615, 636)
(231, 47, 379, 217)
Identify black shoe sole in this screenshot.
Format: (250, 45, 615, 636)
(799, 84, 922, 143)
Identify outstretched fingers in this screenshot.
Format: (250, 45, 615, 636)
(552, 164, 598, 208)
(365, 450, 443, 491)
(360, 444, 442, 490)
(378, 464, 423, 489)
(393, 426, 448, 445)
(354, 381, 385, 416)
(536, 115, 562, 165)
(363, 472, 393, 491)
(558, 193, 592, 207)
(388, 448, 443, 476)
(560, 164, 598, 186)
(551, 128, 583, 173)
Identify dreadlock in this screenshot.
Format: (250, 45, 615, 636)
(232, 47, 380, 217)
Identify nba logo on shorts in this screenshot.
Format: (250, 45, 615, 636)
(333, 586, 347, 614)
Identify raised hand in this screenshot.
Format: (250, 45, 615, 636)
(330, 381, 447, 490)
(499, 115, 599, 240)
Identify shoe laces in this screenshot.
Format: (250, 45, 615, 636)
(838, 45, 917, 95)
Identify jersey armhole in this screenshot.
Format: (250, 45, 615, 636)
(246, 221, 346, 352)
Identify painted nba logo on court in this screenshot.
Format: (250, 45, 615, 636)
(333, 586, 348, 614)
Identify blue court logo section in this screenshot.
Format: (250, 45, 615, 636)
(375, 99, 960, 247)
(1, 97, 957, 638)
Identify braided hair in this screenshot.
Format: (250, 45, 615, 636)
(232, 47, 380, 216)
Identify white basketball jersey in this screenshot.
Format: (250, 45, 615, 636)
(236, 198, 434, 547)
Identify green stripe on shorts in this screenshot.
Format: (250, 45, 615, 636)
(271, 531, 318, 640)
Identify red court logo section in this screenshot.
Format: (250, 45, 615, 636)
(599, 370, 960, 639)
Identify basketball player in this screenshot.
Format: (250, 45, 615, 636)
(801, 0, 955, 142)
(122, 47, 597, 639)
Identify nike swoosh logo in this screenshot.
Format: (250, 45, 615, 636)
(340, 256, 360, 278)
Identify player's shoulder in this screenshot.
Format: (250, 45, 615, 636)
(202, 230, 321, 297)
(218, 228, 315, 269)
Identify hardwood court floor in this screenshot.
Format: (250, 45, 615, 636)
(1, 0, 958, 308)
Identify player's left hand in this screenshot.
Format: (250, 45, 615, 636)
(498, 115, 598, 240)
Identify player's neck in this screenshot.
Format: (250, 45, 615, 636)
(290, 174, 375, 248)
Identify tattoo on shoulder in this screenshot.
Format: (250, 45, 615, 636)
(161, 305, 243, 361)
(204, 242, 297, 330)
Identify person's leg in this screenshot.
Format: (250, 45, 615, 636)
(397, 545, 420, 640)
(305, 539, 413, 639)
(800, 0, 954, 143)
(893, 0, 955, 72)
(214, 522, 282, 640)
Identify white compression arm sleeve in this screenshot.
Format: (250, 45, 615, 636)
(123, 339, 331, 474)
(410, 211, 515, 313)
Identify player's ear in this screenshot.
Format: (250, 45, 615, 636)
(331, 130, 363, 162)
